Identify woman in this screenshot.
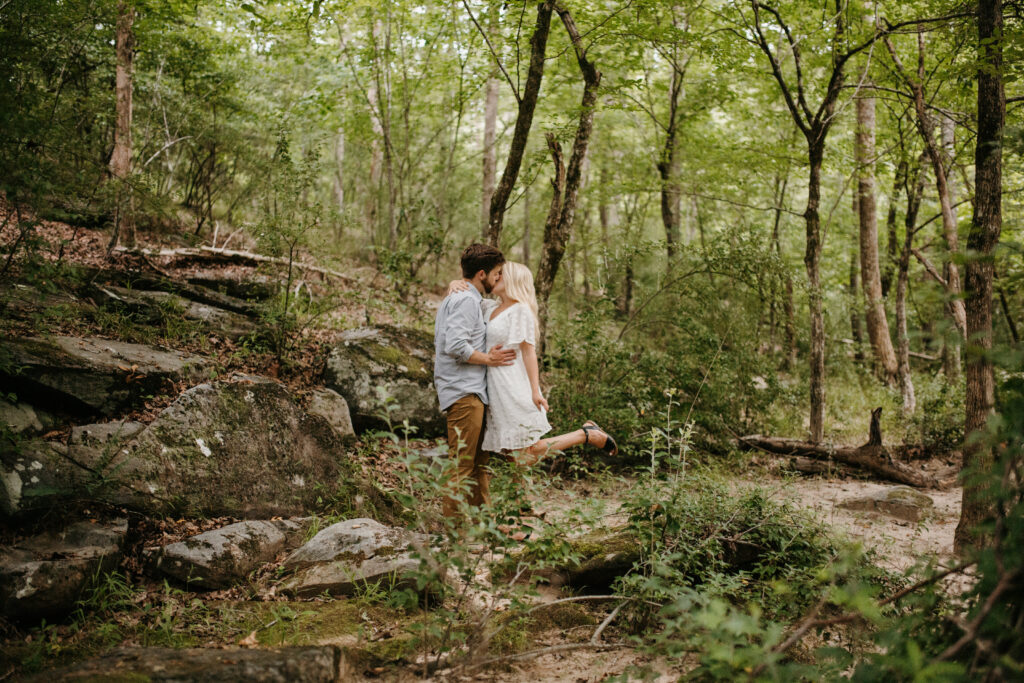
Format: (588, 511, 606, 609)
(449, 262, 617, 465)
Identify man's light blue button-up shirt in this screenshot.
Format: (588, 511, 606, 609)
(434, 286, 488, 411)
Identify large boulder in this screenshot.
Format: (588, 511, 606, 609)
(30, 646, 346, 682)
(324, 326, 444, 437)
(93, 284, 256, 340)
(282, 518, 429, 598)
(0, 519, 127, 620)
(145, 520, 300, 589)
(0, 335, 210, 416)
(2, 377, 388, 519)
(306, 388, 355, 439)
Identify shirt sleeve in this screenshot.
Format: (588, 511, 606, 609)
(443, 296, 480, 362)
(505, 305, 536, 348)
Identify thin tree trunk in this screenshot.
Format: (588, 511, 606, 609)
(850, 250, 865, 361)
(486, 1, 554, 246)
(881, 159, 906, 297)
(940, 114, 962, 380)
(806, 139, 827, 443)
(110, 0, 135, 249)
(480, 5, 499, 241)
(366, 73, 383, 247)
(896, 162, 925, 415)
(856, 90, 898, 383)
(535, 5, 600, 352)
(996, 274, 1019, 344)
(955, 0, 1004, 554)
(657, 67, 683, 264)
(522, 184, 531, 267)
(333, 129, 345, 239)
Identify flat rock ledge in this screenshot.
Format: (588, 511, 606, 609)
(837, 485, 935, 523)
(144, 519, 307, 589)
(28, 645, 348, 682)
(0, 519, 127, 620)
(282, 518, 429, 598)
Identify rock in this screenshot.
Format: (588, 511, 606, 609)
(282, 518, 428, 598)
(30, 646, 346, 682)
(66, 420, 145, 463)
(0, 401, 47, 434)
(94, 285, 256, 340)
(306, 388, 355, 439)
(83, 377, 380, 517)
(0, 519, 127, 620)
(0, 439, 87, 516)
(145, 520, 287, 589)
(324, 326, 445, 437)
(837, 485, 935, 522)
(188, 271, 279, 301)
(0, 335, 210, 416)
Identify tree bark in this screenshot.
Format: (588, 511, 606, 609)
(856, 90, 899, 383)
(881, 159, 906, 297)
(955, 0, 1004, 554)
(534, 6, 600, 352)
(110, 0, 136, 249)
(486, 2, 554, 247)
(849, 249, 865, 361)
(940, 114, 962, 380)
(805, 138, 827, 443)
(657, 67, 683, 264)
(522, 184, 531, 267)
(481, 5, 500, 241)
(332, 129, 345, 238)
(896, 162, 925, 415)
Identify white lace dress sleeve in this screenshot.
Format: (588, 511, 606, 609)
(481, 303, 551, 452)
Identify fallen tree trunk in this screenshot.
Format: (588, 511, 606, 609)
(114, 246, 355, 284)
(739, 408, 944, 488)
(781, 456, 858, 478)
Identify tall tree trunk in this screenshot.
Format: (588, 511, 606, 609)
(657, 67, 683, 264)
(881, 159, 906, 297)
(805, 138, 827, 443)
(333, 129, 345, 238)
(941, 114, 962, 380)
(486, 2, 554, 246)
(535, 6, 600, 352)
(955, 0, 1004, 554)
(480, 5, 499, 241)
(856, 90, 899, 383)
(896, 162, 925, 415)
(110, 0, 135, 249)
(365, 72, 383, 247)
(522, 184, 531, 267)
(850, 250, 865, 361)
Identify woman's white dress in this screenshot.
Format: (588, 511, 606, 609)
(480, 300, 552, 452)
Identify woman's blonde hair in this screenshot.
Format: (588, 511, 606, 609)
(500, 262, 540, 330)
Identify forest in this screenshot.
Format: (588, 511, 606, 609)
(1, 0, 1022, 680)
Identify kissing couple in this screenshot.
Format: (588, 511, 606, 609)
(433, 243, 617, 521)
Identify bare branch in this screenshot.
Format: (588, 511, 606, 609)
(461, 0, 521, 103)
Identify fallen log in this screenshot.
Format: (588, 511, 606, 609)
(781, 456, 858, 478)
(115, 245, 356, 284)
(739, 408, 943, 489)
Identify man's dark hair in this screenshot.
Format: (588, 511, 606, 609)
(461, 243, 505, 279)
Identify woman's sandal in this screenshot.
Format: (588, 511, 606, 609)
(582, 420, 618, 456)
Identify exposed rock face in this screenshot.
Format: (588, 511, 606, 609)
(837, 485, 935, 522)
(31, 646, 345, 682)
(282, 518, 427, 598)
(0, 519, 127, 620)
(0, 401, 52, 434)
(145, 520, 295, 589)
(0, 335, 209, 416)
(306, 388, 355, 439)
(94, 284, 256, 340)
(99, 377, 360, 517)
(324, 326, 444, 437)
(2, 378, 384, 519)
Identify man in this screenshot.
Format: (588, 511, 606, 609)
(434, 243, 515, 520)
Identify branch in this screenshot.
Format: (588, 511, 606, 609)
(460, 0, 520, 103)
(748, 2, 810, 134)
(911, 247, 949, 288)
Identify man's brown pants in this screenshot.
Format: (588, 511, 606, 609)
(442, 395, 490, 519)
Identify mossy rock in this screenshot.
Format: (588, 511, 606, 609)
(324, 326, 445, 437)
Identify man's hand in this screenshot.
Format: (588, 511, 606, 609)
(486, 344, 516, 366)
(533, 391, 549, 412)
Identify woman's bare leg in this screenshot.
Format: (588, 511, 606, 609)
(514, 426, 611, 466)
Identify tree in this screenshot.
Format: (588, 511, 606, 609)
(955, 0, 1005, 554)
(110, 0, 136, 249)
(855, 85, 899, 383)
